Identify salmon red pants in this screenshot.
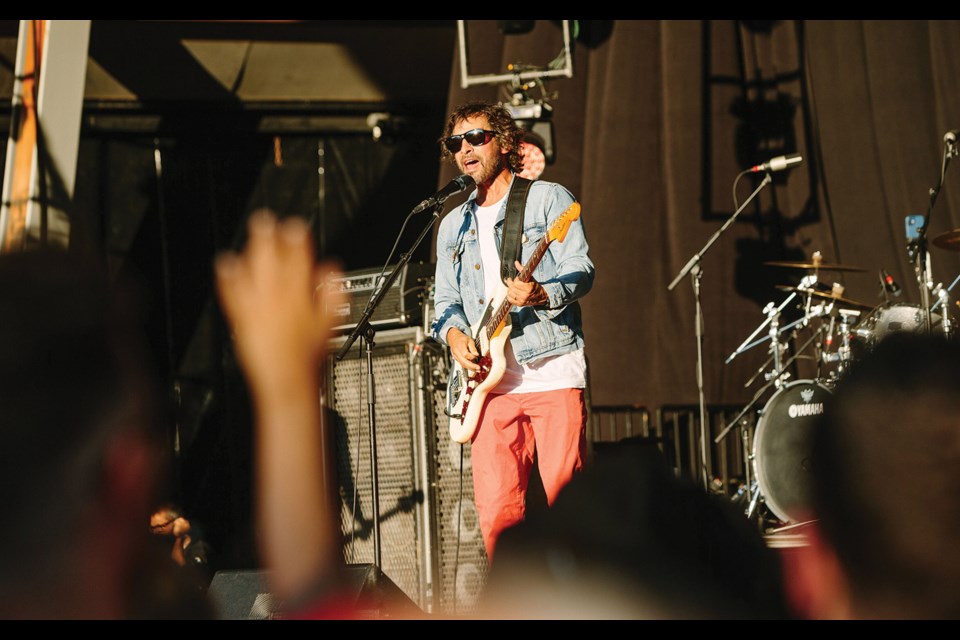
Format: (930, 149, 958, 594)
(470, 388, 587, 562)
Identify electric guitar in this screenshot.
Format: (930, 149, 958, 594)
(446, 201, 582, 443)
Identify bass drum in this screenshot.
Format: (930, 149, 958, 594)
(753, 380, 832, 524)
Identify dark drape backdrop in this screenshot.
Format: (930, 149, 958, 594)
(437, 19, 960, 411)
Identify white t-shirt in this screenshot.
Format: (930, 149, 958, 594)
(474, 195, 586, 394)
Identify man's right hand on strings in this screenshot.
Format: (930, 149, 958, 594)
(447, 327, 481, 371)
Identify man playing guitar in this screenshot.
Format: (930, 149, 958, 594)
(431, 100, 595, 562)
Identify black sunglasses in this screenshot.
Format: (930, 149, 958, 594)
(444, 128, 496, 153)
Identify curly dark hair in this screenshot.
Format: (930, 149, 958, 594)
(440, 100, 523, 173)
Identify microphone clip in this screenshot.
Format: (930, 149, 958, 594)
(945, 130, 959, 158)
(880, 269, 902, 299)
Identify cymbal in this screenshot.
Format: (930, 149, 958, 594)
(765, 260, 866, 273)
(932, 228, 960, 252)
(775, 285, 873, 310)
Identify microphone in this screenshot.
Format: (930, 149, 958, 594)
(411, 174, 474, 214)
(881, 269, 902, 297)
(749, 153, 803, 173)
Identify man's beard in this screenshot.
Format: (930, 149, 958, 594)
(462, 152, 505, 186)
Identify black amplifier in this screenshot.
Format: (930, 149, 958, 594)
(327, 262, 435, 334)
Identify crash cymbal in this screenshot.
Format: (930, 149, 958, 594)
(774, 285, 873, 309)
(765, 260, 866, 272)
(932, 228, 960, 252)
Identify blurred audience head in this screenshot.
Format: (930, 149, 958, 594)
(785, 332, 960, 619)
(481, 441, 791, 619)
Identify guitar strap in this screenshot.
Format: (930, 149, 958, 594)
(499, 175, 534, 283)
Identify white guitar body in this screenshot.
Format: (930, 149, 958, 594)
(447, 281, 511, 444)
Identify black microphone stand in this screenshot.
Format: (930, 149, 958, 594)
(913, 134, 957, 333)
(668, 172, 773, 492)
(334, 200, 444, 608)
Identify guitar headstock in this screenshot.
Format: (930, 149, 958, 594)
(547, 202, 582, 243)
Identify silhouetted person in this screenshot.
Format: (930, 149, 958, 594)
(783, 332, 960, 619)
(481, 441, 792, 619)
(0, 249, 211, 619)
(150, 502, 214, 591)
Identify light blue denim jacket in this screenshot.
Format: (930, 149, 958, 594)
(431, 177, 594, 365)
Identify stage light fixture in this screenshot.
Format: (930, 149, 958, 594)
(366, 112, 408, 144)
(518, 138, 547, 180)
(505, 100, 556, 171)
(457, 20, 573, 171)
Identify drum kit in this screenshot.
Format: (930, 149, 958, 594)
(724, 245, 960, 531)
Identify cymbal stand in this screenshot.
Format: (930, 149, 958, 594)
(764, 303, 787, 388)
(726, 274, 816, 365)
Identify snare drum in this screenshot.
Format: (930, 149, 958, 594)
(752, 380, 832, 524)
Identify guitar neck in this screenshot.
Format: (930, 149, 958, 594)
(482, 236, 551, 343)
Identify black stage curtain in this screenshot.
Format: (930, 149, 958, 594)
(437, 20, 960, 409)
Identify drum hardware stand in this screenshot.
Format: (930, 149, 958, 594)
(815, 306, 835, 379)
(835, 309, 859, 380)
(743, 326, 801, 389)
(764, 304, 787, 388)
(669, 172, 773, 491)
(736, 419, 763, 525)
(911, 130, 957, 333)
(931, 273, 960, 338)
(818, 307, 859, 381)
(738, 314, 812, 371)
(726, 273, 816, 365)
(766, 518, 819, 535)
(715, 327, 824, 447)
(715, 328, 825, 527)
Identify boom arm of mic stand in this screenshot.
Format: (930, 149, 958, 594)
(668, 173, 772, 292)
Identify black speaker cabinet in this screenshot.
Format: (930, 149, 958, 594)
(422, 339, 489, 615)
(323, 327, 488, 616)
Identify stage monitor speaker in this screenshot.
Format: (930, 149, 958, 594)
(207, 570, 279, 620)
(207, 564, 422, 619)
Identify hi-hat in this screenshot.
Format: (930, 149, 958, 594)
(765, 260, 866, 272)
(932, 228, 960, 252)
(774, 285, 873, 309)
